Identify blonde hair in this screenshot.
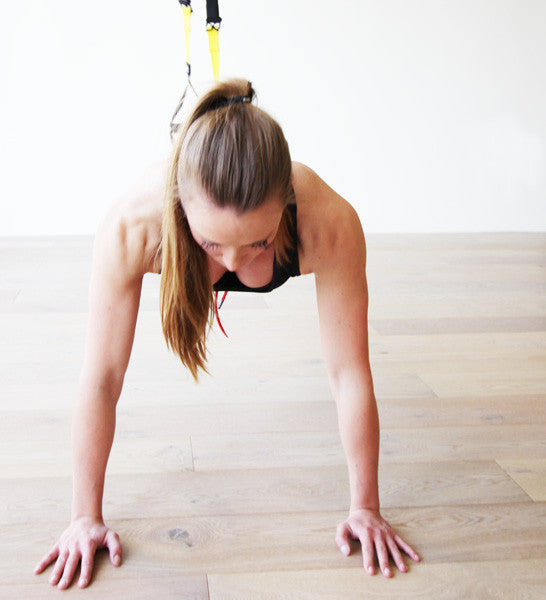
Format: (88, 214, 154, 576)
(160, 78, 296, 381)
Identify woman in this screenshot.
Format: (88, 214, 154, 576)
(35, 78, 420, 589)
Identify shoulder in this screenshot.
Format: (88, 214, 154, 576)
(291, 161, 365, 275)
(95, 159, 168, 279)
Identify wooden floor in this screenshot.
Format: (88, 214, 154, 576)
(1, 232, 545, 599)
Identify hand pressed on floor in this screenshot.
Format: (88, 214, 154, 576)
(336, 508, 421, 577)
(34, 516, 122, 589)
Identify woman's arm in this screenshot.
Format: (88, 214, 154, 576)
(72, 206, 145, 521)
(305, 168, 421, 577)
(35, 193, 153, 590)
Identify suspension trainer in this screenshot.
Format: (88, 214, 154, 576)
(170, 1, 222, 140)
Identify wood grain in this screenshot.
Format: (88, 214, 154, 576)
(1, 232, 545, 599)
(497, 458, 546, 501)
(208, 559, 546, 600)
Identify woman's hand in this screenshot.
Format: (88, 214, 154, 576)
(34, 516, 122, 589)
(336, 508, 421, 577)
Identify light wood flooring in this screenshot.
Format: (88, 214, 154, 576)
(1, 233, 545, 599)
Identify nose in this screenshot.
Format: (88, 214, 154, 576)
(222, 248, 247, 272)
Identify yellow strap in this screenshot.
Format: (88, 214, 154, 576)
(207, 25, 220, 82)
(182, 5, 192, 72)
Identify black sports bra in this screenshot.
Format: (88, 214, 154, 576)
(213, 203, 301, 293)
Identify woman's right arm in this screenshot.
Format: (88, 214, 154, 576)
(34, 196, 152, 590)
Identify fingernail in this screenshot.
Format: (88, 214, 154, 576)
(368, 566, 374, 575)
(113, 554, 121, 566)
(385, 568, 392, 577)
(341, 544, 350, 555)
(79, 578, 87, 587)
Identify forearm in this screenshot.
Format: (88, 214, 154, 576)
(71, 380, 120, 521)
(333, 375, 380, 511)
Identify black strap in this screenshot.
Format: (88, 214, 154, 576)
(206, 0, 222, 26)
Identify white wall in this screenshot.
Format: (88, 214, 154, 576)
(2, 0, 545, 235)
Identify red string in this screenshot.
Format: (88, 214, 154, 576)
(214, 291, 229, 337)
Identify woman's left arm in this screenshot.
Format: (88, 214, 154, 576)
(309, 174, 421, 577)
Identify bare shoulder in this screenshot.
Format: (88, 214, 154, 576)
(291, 161, 364, 275)
(96, 159, 168, 279)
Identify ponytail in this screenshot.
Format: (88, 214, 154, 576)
(160, 78, 295, 381)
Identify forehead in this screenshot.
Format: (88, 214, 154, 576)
(181, 187, 284, 246)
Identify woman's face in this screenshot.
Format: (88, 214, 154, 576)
(182, 188, 285, 273)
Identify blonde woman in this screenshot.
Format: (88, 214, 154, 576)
(35, 78, 421, 589)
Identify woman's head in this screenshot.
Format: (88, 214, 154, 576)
(160, 78, 295, 380)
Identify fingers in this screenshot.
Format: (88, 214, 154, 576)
(335, 522, 352, 556)
(343, 527, 413, 577)
(374, 536, 392, 577)
(360, 533, 376, 575)
(106, 530, 122, 566)
(336, 514, 421, 577)
(57, 553, 81, 590)
(34, 544, 59, 574)
(386, 536, 408, 574)
(48, 550, 69, 586)
(394, 533, 421, 562)
(78, 547, 95, 589)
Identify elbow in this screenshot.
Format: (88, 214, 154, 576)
(327, 364, 375, 402)
(78, 369, 125, 405)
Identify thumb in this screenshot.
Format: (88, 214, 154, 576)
(105, 530, 122, 567)
(335, 522, 352, 556)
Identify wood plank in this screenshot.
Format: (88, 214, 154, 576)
(0, 434, 194, 479)
(368, 332, 546, 366)
(376, 394, 546, 427)
(368, 291, 546, 319)
(0, 462, 528, 526)
(371, 316, 546, 335)
(497, 458, 546, 501)
(3, 503, 545, 586)
(0, 576, 208, 599)
(190, 424, 546, 470)
(208, 559, 546, 600)
(4, 404, 545, 478)
(5, 391, 543, 449)
(419, 362, 546, 397)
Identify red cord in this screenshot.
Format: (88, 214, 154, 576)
(214, 291, 229, 337)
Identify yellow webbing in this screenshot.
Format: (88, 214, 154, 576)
(182, 5, 192, 74)
(207, 25, 220, 82)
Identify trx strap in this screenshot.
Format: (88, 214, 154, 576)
(170, 0, 222, 140)
(206, 0, 221, 83)
(169, 1, 197, 141)
(171, 1, 229, 337)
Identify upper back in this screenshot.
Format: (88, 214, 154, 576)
(100, 158, 353, 281)
(100, 160, 168, 279)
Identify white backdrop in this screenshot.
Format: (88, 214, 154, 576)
(2, 0, 545, 235)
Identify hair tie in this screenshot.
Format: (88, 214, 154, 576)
(205, 90, 254, 114)
(225, 94, 252, 106)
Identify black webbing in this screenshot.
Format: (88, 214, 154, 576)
(206, 0, 221, 26)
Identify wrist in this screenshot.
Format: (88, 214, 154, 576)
(349, 486, 379, 513)
(71, 514, 104, 525)
(71, 504, 103, 522)
(350, 504, 380, 513)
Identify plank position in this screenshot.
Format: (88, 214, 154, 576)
(35, 78, 421, 589)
